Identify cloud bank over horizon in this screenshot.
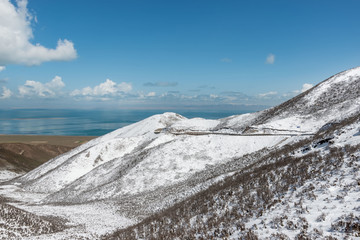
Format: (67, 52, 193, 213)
(0, 75, 313, 109)
(0, 0, 77, 66)
(0, 1, 318, 109)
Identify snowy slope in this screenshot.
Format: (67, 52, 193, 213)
(14, 113, 185, 193)
(242, 118, 360, 239)
(111, 111, 360, 239)
(252, 67, 360, 132)
(12, 109, 292, 206)
(15, 117, 289, 207)
(44, 134, 286, 204)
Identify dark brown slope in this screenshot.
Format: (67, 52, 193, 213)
(0, 143, 72, 173)
(0, 135, 96, 174)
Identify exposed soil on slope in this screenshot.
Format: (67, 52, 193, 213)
(0, 135, 96, 174)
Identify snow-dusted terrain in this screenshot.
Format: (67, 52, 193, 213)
(0, 67, 359, 239)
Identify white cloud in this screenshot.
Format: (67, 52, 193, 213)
(144, 82, 178, 87)
(258, 91, 278, 98)
(0, 0, 77, 66)
(0, 66, 5, 72)
(220, 58, 232, 63)
(266, 53, 275, 64)
(301, 83, 313, 92)
(18, 76, 65, 97)
(147, 92, 156, 97)
(71, 79, 132, 99)
(282, 92, 296, 97)
(0, 86, 12, 99)
(45, 76, 65, 90)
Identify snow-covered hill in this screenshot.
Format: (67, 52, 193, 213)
(14, 113, 185, 193)
(13, 112, 290, 216)
(0, 66, 359, 238)
(111, 113, 360, 239)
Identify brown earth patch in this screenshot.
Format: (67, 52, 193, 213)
(0, 135, 95, 147)
(0, 135, 96, 174)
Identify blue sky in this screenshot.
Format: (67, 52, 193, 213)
(0, 0, 359, 109)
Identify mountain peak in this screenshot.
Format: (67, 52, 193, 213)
(304, 66, 360, 107)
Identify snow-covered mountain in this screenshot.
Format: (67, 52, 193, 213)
(111, 112, 360, 239)
(0, 66, 359, 239)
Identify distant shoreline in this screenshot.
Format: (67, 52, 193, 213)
(0, 108, 255, 136)
(0, 135, 96, 148)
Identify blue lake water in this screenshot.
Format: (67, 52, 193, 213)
(0, 109, 252, 136)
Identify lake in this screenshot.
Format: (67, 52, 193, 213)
(0, 109, 252, 136)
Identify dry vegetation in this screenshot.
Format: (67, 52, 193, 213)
(0, 197, 65, 239)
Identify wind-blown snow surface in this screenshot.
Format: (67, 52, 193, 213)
(0, 66, 359, 238)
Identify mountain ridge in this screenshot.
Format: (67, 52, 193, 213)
(11, 67, 360, 204)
